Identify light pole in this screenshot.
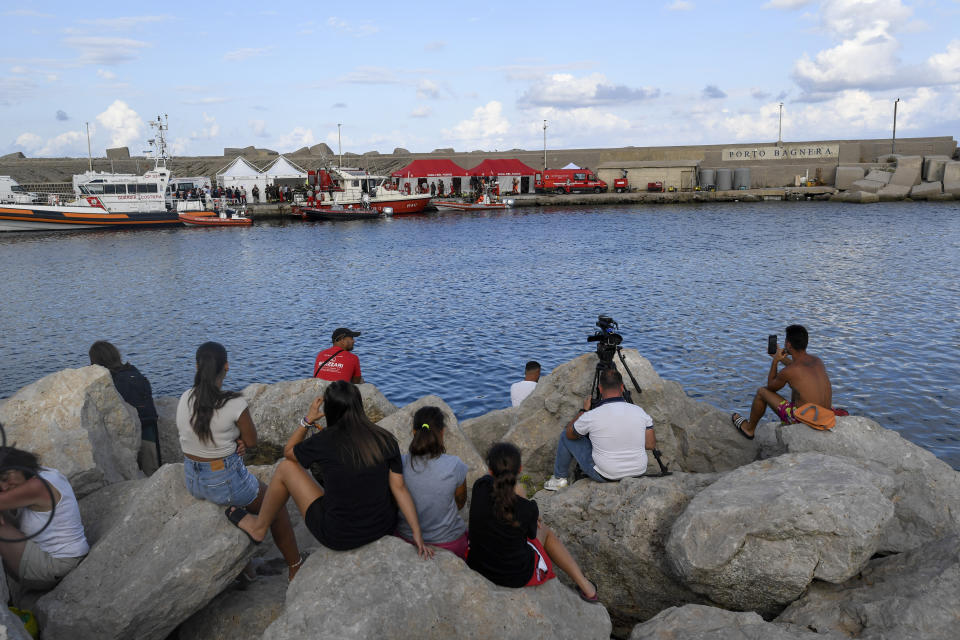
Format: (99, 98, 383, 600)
(891, 98, 900, 154)
(542, 120, 547, 170)
(777, 102, 784, 145)
(337, 123, 342, 168)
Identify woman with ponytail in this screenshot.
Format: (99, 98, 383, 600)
(175, 342, 302, 580)
(395, 406, 469, 558)
(466, 442, 599, 602)
(226, 380, 432, 558)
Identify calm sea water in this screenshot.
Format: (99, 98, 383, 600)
(1, 202, 957, 468)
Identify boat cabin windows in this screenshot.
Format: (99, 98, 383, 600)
(103, 184, 127, 194)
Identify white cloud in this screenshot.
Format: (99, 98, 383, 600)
(417, 79, 440, 99)
(3, 9, 54, 18)
(77, 15, 170, 30)
(667, 1, 693, 10)
(249, 119, 268, 138)
(443, 101, 510, 149)
(95, 100, 143, 148)
(519, 73, 659, 109)
(819, 0, 911, 37)
(336, 66, 402, 84)
(17, 129, 89, 157)
(223, 47, 269, 62)
(191, 113, 220, 140)
(927, 39, 960, 84)
(327, 17, 379, 36)
(275, 127, 315, 151)
(410, 106, 432, 118)
(96, 69, 116, 80)
(64, 37, 148, 65)
(762, 0, 813, 8)
(14, 133, 43, 151)
(529, 107, 632, 145)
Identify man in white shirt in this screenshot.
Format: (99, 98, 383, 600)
(509, 361, 541, 407)
(544, 368, 656, 490)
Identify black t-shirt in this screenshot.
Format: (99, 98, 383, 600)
(466, 475, 539, 587)
(293, 428, 402, 551)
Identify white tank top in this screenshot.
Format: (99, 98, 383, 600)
(20, 468, 90, 558)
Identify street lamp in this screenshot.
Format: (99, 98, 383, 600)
(778, 102, 784, 145)
(337, 123, 342, 168)
(542, 120, 548, 170)
(891, 98, 900, 154)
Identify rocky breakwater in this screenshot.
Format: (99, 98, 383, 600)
(2, 355, 958, 640)
(832, 154, 960, 202)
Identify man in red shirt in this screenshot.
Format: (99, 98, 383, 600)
(314, 328, 363, 383)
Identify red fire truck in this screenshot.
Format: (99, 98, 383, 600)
(535, 169, 608, 194)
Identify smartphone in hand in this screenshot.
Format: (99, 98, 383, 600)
(767, 335, 778, 355)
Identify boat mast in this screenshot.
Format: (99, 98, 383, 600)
(86, 122, 92, 171)
(147, 114, 170, 171)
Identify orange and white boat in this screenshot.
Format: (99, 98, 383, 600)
(178, 210, 252, 227)
(433, 193, 515, 212)
(306, 167, 431, 214)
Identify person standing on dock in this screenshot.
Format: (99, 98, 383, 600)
(314, 328, 363, 384)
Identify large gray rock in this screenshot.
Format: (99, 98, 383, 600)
(840, 190, 880, 203)
(377, 395, 485, 495)
(35, 464, 256, 640)
(944, 181, 960, 197)
(630, 604, 845, 640)
(943, 160, 960, 183)
(155, 395, 182, 464)
(849, 179, 885, 193)
(179, 559, 288, 640)
(242, 378, 397, 448)
(535, 474, 717, 636)
(889, 155, 922, 187)
(834, 166, 864, 190)
(755, 416, 960, 552)
(263, 535, 611, 640)
(877, 183, 911, 200)
(777, 535, 960, 640)
(0, 366, 140, 497)
(863, 169, 892, 185)
(460, 406, 517, 458)
(666, 453, 895, 615)
(910, 181, 943, 198)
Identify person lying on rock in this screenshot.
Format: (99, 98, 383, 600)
(543, 368, 655, 491)
(731, 324, 843, 440)
(89, 340, 162, 476)
(176, 342, 302, 581)
(0, 442, 89, 591)
(467, 442, 600, 603)
(226, 380, 433, 559)
(395, 406, 469, 558)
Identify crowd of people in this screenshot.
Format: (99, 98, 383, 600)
(0, 323, 840, 607)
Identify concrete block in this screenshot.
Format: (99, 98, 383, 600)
(863, 169, 893, 184)
(943, 181, 960, 197)
(942, 161, 960, 183)
(834, 166, 865, 190)
(922, 156, 951, 182)
(877, 184, 911, 201)
(850, 179, 886, 193)
(842, 191, 880, 204)
(909, 181, 943, 199)
(889, 156, 922, 187)
(106, 147, 130, 160)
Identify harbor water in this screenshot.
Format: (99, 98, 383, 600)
(1, 202, 957, 469)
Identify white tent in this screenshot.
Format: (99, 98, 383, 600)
(562, 162, 581, 169)
(216, 157, 267, 203)
(262, 155, 308, 181)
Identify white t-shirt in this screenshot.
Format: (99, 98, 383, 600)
(574, 399, 653, 479)
(176, 389, 248, 458)
(20, 468, 89, 558)
(510, 380, 537, 407)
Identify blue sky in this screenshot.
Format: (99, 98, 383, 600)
(2, 0, 959, 157)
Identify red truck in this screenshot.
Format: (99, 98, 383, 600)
(535, 169, 607, 194)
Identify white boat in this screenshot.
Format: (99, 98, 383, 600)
(308, 166, 432, 214)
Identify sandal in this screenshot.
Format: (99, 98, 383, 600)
(225, 506, 262, 545)
(577, 580, 600, 604)
(731, 413, 754, 440)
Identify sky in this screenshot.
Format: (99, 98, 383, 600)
(1, 0, 959, 158)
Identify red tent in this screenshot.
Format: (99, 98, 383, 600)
(466, 159, 538, 176)
(391, 159, 467, 178)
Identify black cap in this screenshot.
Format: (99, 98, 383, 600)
(332, 327, 361, 342)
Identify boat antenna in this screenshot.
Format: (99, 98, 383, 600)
(337, 123, 342, 169)
(86, 122, 92, 171)
(147, 114, 170, 170)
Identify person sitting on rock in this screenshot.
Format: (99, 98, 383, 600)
(176, 342, 302, 580)
(314, 327, 363, 383)
(0, 441, 89, 591)
(510, 361, 541, 407)
(543, 368, 655, 491)
(89, 340, 162, 476)
(467, 442, 599, 603)
(226, 380, 432, 559)
(731, 324, 841, 440)
(395, 406, 468, 558)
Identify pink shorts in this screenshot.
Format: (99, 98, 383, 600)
(397, 531, 469, 560)
(775, 400, 800, 424)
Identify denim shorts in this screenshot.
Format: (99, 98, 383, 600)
(183, 453, 260, 507)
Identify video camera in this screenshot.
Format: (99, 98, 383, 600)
(586, 315, 624, 364)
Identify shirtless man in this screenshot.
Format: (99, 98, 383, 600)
(731, 324, 832, 440)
